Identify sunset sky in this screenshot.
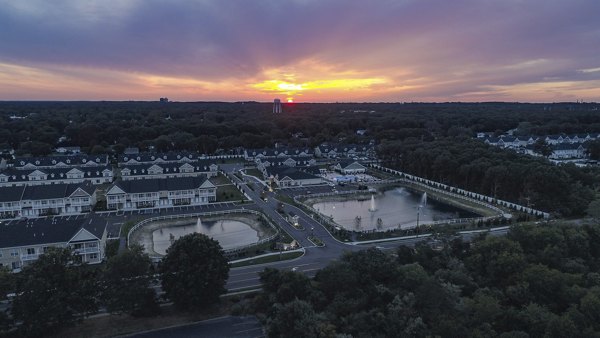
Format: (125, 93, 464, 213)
(1, 0, 599, 102)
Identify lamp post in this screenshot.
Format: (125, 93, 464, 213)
(416, 206, 421, 238)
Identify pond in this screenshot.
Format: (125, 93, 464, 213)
(152, 218, 259, 255)
(312, 187, 478, 231)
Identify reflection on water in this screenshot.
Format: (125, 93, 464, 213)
(153, 219, 259, 255)
(313, 187, 477, 231)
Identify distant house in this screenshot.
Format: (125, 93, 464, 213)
(123, 147, 140, 155)
(13, 155, 109, 170)
(0, 182, 97, 218)
(244, 147, 314, 161)
(314, 143, 375, 159)
(334, 160, 367, 174)
(55, 146, 81, 154)
(0, 165, 113, 187)
(118, 152, 212, 165)
(0, 217, 107, 272)
(119, 161, 218, 180)
(549, 143, 587, 159)
(268, 167, 323, 187)
(105, 176, 216, 211)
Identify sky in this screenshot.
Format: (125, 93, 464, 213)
(0, 0, 599, 102)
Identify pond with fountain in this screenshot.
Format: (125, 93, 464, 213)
(129, 213, 276, 256)
(311, 187, 479, 231)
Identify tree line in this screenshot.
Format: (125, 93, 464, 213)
(1, 101, 600, 156)
(249, 222, 600, 337)
(379, 137, 599, 217)
(0, 233, 229, 337)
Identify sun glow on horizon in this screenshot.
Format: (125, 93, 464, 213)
(251, 77, 387, 98)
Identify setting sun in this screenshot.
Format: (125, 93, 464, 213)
(287, 98, 294, 103)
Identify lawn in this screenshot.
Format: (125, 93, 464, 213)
(209, 173, 234, 186)
(244, 168, 263, 179)
(216, 184, 246, 202)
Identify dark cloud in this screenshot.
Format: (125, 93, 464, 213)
(0, 0, 599, 100)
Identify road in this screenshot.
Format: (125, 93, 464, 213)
(128, 315, 263, 338)
(220, 164, 510, 291)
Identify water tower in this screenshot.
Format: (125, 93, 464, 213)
(273, 98, 282, 114)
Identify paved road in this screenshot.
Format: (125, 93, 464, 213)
(128, 316, 263, 338)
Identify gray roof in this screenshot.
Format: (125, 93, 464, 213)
(13, 155, 109, 168)
(118, 152, 207, 164)
(120, 161, 217, 175)
(21, 182, 96, 201)
(0, 165, 111, 183)
(0, 216, 106, 249)
(0, 186, 26, 202)
(111, 176, 211, 194)
(268, 167, 320, 180)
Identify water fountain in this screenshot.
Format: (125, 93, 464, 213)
(420, 192, 427, 208)
(197, 217, 202, 227)
(368, 194, 377, 212)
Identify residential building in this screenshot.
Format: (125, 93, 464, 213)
(334, 160, 367, 174)
(118, 152, 212, 165)
(55, 146, 81, 154)
(244, 147, 314, 161)
(0, 217, 107, 272)
(267, 167, 323, 187)
(119, 161, 218, 181)
(549, 143, 587, 159)
(0, 165, 113, 187)
(0, 182, 97, 219)
(12, 155, 109, 170)
(105, 176, 216, 211)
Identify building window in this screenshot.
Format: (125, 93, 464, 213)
(26, 248, 35, 255)
(90, 253, 98, 260)
(11, 250, 18, 257)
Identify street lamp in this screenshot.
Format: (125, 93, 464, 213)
(416, 206, 421, 238)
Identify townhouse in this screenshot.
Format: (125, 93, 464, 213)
(105, 176, 216, 211)
(0, 165, 113, 187)
(0, 217, 107, 272)
(0, 182, 97, 219)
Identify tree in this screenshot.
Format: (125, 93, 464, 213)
(11, 248, 98, 336)
(101, 245, 159, 317)
(586, 140, 600, 160)
(159, 233, 229, 311)
(587, 199, 600, 218)
(266, 299, 328, 338)
(0, 266, 13, 301)
(533, 139, 553, 157)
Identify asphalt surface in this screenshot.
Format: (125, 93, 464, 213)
(127, 316, 263, 338)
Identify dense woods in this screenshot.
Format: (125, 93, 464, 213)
(1, 101, 599, 216)
(378, 138, 599, 217)
(251, 223, 600, 337)
(1, 101, 600, 155)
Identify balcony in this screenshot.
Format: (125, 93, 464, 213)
(21, 253, 40, 261)
(73, 246, 100, 254)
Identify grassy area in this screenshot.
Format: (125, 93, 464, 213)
(209, 173, 233, 185)
(244, 168, 263, 179)
(216, 184, 245, 202)
(55, 301, 238, 338)
(308, 236, 324, 247)
(230, 250, 304, 268)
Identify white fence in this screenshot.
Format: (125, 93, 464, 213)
(370, 164, 550, 218)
